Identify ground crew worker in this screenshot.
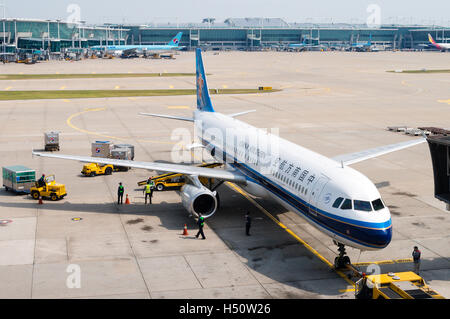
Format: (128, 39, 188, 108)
(117, 182, 124, 205)
(38, 174, 46, 187)
(412, 246, 421, 275)
(195, 213, 206, 240)
(143, 181, 153, 205)
(245, 211, 252, 236)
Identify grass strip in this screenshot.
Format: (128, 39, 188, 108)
(0, 89, 280, 101)
(0, 73, 196, 80)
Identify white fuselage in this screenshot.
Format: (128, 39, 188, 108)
(194, 110, 392, 251)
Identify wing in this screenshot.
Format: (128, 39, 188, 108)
(332, 137, 426, 166)
(32, 151, 247, 184)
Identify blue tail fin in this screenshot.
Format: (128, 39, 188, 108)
(196, 48, 214, 112)
(168, 32, 183, 46)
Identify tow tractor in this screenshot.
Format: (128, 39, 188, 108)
(137, 163, 222, 191)
(81, 163, 116, 177)
(342, 263, 445, 299)
(30, 174, 67, 201)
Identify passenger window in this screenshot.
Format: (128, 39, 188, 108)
(340, 199, 352, 210)
(305, 189, 308, 195)
(354, 200, 372, 212)
(332, 197, 344, 208)
(372, 198, 385, 211)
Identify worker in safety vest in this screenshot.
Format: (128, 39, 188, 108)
(195, 213, 206, 239)
(143, 181, 154, 205)
(117, 182, 124, 205)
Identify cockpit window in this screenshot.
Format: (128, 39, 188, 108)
(354, 200, 372, 212)
(340, 199, 352, 210)
(332, 197, 344, 208)
(372, 198, 385, 211)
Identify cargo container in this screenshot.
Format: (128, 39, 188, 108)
(114, 144, 135, 160)
(91, 141, 113, 158)
(111, 147, 132, 171)
(2, 165, 36, 193)
(44, 131, 60, 151)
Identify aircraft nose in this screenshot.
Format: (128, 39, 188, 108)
(374, 224, 392, 248)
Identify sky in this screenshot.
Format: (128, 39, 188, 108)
(2, 0, 450, 26)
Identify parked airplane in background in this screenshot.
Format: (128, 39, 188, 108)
(428, 34, 450, 51)
(288, 39, 325, 51)
(349, 34, 372, 51)
(91, 32, 184, 55)
(32, 49, 426, 269)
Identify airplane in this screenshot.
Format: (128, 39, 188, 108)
(348, 34, 372, 51)
(91, 32, 184, 56)
(427, 34, 450, 51)
(32, 48, 427, 269)
(288, 39, 325, 51)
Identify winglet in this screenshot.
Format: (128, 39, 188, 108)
(196, 48, 214, 112)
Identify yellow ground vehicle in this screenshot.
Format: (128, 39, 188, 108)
(355, 271, 445, 299)
(81, 163, 115, 177)
(137, 163, 222, 191)
(30, 175, 67, 201)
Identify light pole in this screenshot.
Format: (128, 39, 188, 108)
(1, 1, 6, 61)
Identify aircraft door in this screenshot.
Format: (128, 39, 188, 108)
(308, 176, 330, 216)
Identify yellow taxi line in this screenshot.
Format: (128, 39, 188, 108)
(225, 182, 354, 287)
(66, 107, 176, 145)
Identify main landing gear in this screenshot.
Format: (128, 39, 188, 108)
(334, 241, 351, 269)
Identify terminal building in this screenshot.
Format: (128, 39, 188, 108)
(1, 17, 449, 54)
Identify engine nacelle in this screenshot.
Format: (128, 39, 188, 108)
(181, 183, 218, 218)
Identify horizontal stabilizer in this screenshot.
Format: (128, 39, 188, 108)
(228, 110, 256, 118)
(185, 143, 205, 150)
(139, 112, 194, 122)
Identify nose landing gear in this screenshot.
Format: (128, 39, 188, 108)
(334, 241, 351, 269)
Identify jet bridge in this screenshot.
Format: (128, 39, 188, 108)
(426, 135, 450, 210)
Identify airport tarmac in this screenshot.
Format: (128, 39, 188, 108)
(0, 51, 449, 299)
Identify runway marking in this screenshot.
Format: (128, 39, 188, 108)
(128, 97, 137, 101)
(339, 288, 355, 293)
(4, 86, 12, 91)
(167, 105, 190, 109)
(437, 99, 450, 105)
(225, 182, 355, 288)
(353, 258, 413, 266)
(114, 85, 120, 90)
(66, 107, 175, 145)
(63, 99, 70, 103)
(60, 86, 66, 90)
(222, 85, 228, 89)
(169, 85, 174, 89)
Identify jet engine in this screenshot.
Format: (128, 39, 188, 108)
(181, 182, 218, 218)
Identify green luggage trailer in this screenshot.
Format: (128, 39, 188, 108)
(2, 165, 36, 193)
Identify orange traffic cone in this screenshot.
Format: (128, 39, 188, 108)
(125, 194, 130, 204)
(38, 196, 43, 205)
(182, 224, 189, 236)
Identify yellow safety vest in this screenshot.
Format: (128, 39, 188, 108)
(145, 184, 151, 193)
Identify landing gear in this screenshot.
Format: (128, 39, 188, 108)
(334, 241, 351, 269)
